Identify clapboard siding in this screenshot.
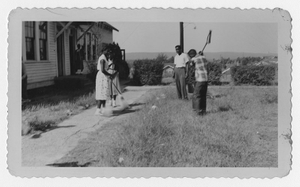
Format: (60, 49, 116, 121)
(26, 63, 57, 82)
(26, 22, 57, 89)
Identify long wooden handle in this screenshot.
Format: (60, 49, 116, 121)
(111, 81, 122, 95)
(202, 42, 208, 53)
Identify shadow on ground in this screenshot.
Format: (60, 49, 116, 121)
(30, 125, 76, 139)
(46, 161, 91, 167)
(112, 108, 141, 116)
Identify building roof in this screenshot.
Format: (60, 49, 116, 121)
(70, 21, 119, 32)
(103, 22, 119, 32)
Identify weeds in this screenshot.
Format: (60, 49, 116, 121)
(99, 86, 277, 167)
(22, 92, 96, 135)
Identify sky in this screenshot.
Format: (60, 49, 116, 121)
(111, 22, 277, 54)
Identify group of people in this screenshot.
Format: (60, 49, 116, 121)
(173, 45, 208, 116)
(94, 48, 122, 116)
(95, 44, 208, 116)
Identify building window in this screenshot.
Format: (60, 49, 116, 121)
(39, 22, 48, 60)
(25, 22, 35, 60)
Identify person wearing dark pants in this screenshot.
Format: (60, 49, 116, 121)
(191, 51, 208, 115)
(174, 45, 189, 100)
(193, 81, 208, 115)
(175, 67, 188, 99)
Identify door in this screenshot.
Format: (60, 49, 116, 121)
(57, 34, 65, 77)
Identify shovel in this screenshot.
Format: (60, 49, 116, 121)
(111, 81, 129, 110)
(201, 30, 212, 53)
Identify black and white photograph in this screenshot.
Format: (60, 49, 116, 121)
(6, 7, 293, 180)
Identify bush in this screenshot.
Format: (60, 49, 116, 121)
(231, 65, 277, 86)
(119, 60, 130, 80)
(207, 62, 222, 85)
(54, 76, 85, 90)
(86, 61, 98, 83)
(133, 59, 164, 85)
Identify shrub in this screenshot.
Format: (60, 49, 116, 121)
(119, 60, 130, 80)
(86, 61, 98, 83)
(206, 62, 222, 85)
(231, 65, 277, 86)
(133, 59, 164, 85)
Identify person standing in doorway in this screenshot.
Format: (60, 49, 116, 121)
(75, 44, 83, 73)
(174, 45, 189, 100)
(191, 51, 208, 116)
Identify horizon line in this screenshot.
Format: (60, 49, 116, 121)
(126, 51, 278, 54)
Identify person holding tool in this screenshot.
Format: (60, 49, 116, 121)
(95, 49, 117, 116)
(191, 51, 208, 116)
(191, 30, 212, 116)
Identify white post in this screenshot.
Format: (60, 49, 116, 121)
(22, 22, 26, 61)
(35, 22, 40, 61)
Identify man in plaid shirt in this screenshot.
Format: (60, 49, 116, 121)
(191, 51, 208, 115)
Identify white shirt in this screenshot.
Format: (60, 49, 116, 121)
(174, 53, 189, 68)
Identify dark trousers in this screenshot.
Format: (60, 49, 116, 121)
(192, 81, 208, 115)
(175, 67, 188, 99)
(22, 77, 28, 99)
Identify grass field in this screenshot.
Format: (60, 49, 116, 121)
(55, 85, 278, 167)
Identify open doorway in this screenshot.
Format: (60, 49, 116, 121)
(69, 29, 76, 75)
(57, 33, 65, 77)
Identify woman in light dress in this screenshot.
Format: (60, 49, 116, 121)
(95, 50, 117, 115)
(107, 58, 122, 107)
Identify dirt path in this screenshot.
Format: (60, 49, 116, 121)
(22, 86, 162, 166)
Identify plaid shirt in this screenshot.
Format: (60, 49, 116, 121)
(192, 55, 208, 82)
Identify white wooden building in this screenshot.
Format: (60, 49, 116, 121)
(22, 21, 119, 89)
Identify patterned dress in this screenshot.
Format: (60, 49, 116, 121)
(95, 54, 109, 100)
(107, 59, 122, 96)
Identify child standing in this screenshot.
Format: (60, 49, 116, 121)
(107, 58, 121, 107)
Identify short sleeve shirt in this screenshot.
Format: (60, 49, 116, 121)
(174, 53, 189, 68)
(192, 55, 208, 82)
